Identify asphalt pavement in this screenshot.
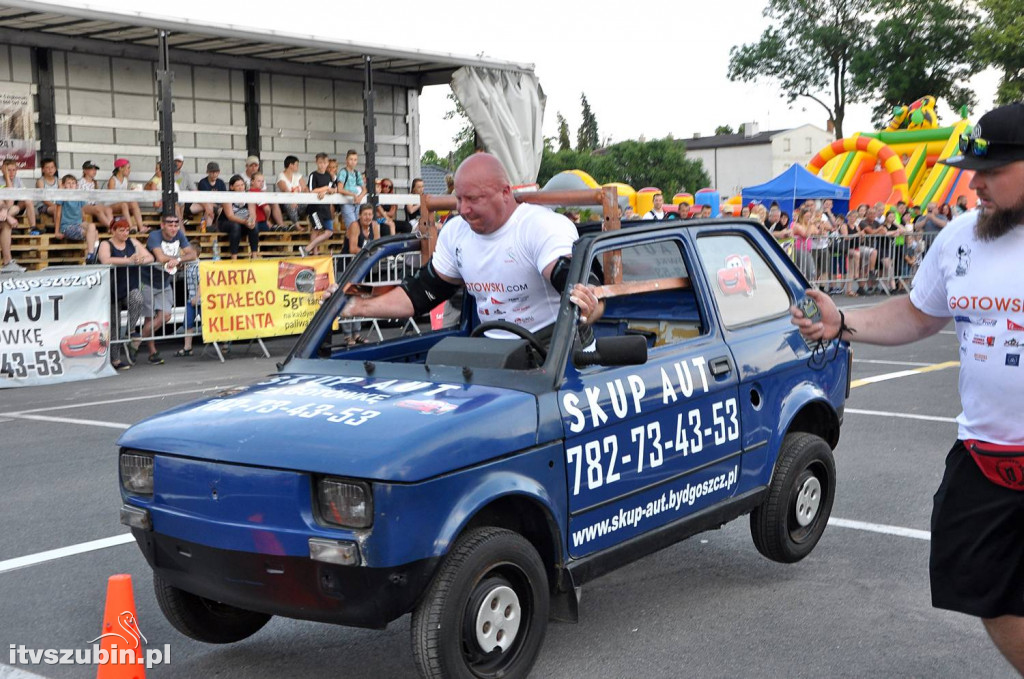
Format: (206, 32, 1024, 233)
(0, 324, 1016, 679)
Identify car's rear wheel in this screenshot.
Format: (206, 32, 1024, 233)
(750, 432, 835, 563)
(154, 574, 271, 643)
(411, 527, 549, 679)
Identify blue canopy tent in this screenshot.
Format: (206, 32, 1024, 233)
(742, 164, 850, 217)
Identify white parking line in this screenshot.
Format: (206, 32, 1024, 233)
(849, 360, 958, 388)
(852, 359, 933, 367)
(11, 384, 237, 414)
(0, 534, 135, 575)
(0, 516, 933, 577)
(2, 414, 130, 430)
(829, 517, 930, 541)
(845, 408, 957, 423)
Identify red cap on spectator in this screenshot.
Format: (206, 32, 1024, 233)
(114, 158, 129, 169)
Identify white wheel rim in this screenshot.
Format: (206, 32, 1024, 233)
(473, 584, 521, 653)
(794, 476, 822, 527)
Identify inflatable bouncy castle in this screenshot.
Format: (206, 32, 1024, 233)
(807, 97, 976, 209)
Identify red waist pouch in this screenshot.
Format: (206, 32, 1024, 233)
(964, 439, 1024, 490)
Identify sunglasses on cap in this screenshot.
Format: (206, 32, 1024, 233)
(958, 132, 1024, 157)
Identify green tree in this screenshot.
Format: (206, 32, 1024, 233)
(601, 139, 710, 197)
(445, 92, 478, 169)
(576, 94, 599, 152)
(420, 150, 447, 169)
(537, 148, 613, 187)
(852, 0, 981, 126)
(556, 112, 572, 151)
(728, 0, 872, 138)
(972, 0, 1024, 104)
(714, 125, 734, 135)
(538, 139, 710, 198)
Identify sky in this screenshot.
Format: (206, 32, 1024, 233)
(68, 0, 999, 156)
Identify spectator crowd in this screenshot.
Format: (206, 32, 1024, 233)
(632, 190, 969, 298)
(1, 150, 424, 273)
(1, 154, 971, 371)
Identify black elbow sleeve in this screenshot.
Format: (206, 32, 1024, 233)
(551, 255, 602, 293)
(399, 261, 460, 316)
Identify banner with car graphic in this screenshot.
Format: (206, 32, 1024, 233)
(0, 266, 115, 388)
(199, 257, 335, 343)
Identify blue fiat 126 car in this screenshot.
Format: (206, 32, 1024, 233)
(118, 197, 850, 679)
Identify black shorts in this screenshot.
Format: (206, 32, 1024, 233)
(930, 440, 1024, 618)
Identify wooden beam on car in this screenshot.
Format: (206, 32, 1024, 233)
(593, 277, 690, 300)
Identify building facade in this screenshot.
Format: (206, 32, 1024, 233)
(683, 123, 835, 198)
(0, 3, 532, 191)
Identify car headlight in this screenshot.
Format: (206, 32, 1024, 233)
(316, 478, 372, 528)
(120, 451, 154, 495)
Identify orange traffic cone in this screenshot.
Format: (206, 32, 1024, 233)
(95, 574, 146, 679)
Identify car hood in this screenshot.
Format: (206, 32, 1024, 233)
(118, 374, 539, 482)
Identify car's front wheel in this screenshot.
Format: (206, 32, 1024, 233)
(750, 432, 836, 563)
(411, 527, 549, 679)
(153, 574, 271, 643)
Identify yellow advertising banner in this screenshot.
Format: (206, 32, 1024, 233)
(199, 257, 335, 343)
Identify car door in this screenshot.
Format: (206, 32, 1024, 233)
(691, 225, 826, 487)
(558, 232, 743, 559)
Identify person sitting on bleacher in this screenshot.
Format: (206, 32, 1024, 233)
(97, 216, 153, 369)
(53, 175, 100, 264)
(249, 172, 272, 251)
(276, 155, 308, 227)
(375, 178, 398, 235)
(244, 156, 285, 230)
(191, 162, 226, 229)
(0, 158, 37, 232)
(0, 200, 24, 272)
(218, 175, 257, 260)
(145, 161, 183, 221)
(107, 158, 147, 234)
(34, 158, 59, 229)
(77, 160, 115, 228)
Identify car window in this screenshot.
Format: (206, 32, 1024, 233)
(590, 239, 706, 350)
(696, 233, 790, 328)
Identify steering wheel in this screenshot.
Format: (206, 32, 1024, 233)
(469, 320, 548, 361)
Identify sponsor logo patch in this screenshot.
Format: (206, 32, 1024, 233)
(1006, 338, 1021, 348)
(1007, 354, 1020, 367)
(974, 353, 988, 362)
(954, 315, 971, 323)
(1009, 319, 1024, 332)
(975, 318, 998, 326)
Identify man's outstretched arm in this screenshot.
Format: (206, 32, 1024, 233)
(791, 289, 949, 345)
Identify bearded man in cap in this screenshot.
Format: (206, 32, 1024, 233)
(791, 103, 1024, 672)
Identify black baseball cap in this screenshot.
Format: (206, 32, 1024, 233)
(943, 103, 1024, 170)
(82, 160, 99, 170)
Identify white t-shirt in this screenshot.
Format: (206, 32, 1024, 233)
(432, 203, 577, 334)
(277, 172, 301, 192)
(643, 209, 665, 220)
(910, 210, 1024, 445)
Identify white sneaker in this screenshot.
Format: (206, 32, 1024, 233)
(297, 246, 307, 257)
(1, 259, 26, 273)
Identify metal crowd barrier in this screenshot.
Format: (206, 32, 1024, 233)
(104, 248, 421, 362)
(769, 230, 939, 296)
